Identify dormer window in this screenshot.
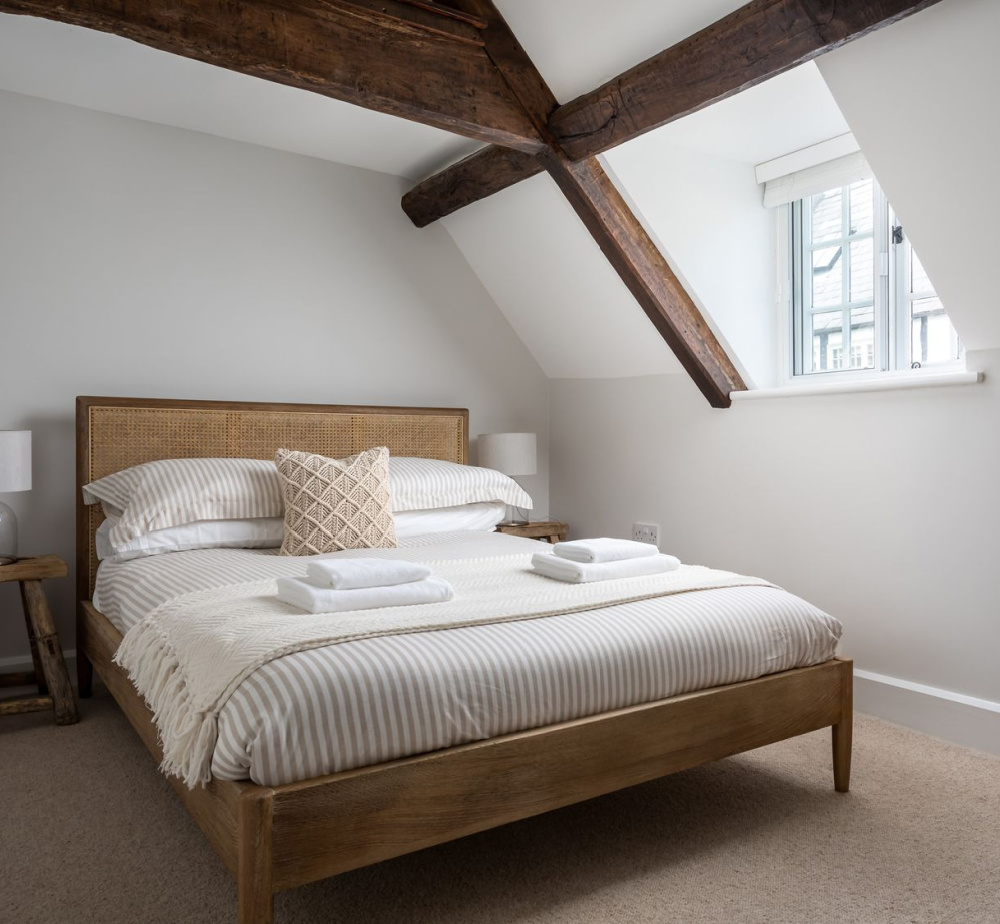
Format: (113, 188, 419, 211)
(767, 151, 964, 380)
(788, 175, 962, 377)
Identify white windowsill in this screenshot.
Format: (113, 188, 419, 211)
(731, 369, 983, 401)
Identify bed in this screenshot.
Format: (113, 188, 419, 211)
(76, 396, 853, 924)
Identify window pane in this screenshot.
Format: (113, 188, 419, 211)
(910, 248, 933, 295)
(811, 189, 843, 243)
(849, 238, 874, 302)
(911, 297, 961, 365)
(812, 246, 843, 307)
(849, 180, 874, 234)
(850, 306, 875, 369)
(810, 311, 843, 372)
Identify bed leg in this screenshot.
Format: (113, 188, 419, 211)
(77, 604, 93, 698)
(77, 651, 93, 698)
(832, 658, 853, 793)
(239, 791, 275, 924)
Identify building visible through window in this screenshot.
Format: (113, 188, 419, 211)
(791, 177, 962, 376)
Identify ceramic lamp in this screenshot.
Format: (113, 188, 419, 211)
(0, 430, 32, 564)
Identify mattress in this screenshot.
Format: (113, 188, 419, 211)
(94, 531, 843, 786)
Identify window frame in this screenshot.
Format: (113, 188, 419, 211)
(782, 178, 963, 384)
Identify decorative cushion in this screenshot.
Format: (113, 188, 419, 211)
(276, 447, 397, 556)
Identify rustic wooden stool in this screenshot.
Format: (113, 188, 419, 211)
(0, 555, 79, 725)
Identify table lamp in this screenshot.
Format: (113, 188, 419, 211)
(478, 432, 536, 526)
(0, 430, 31, 565)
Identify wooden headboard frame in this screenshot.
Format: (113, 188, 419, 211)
(75, 396, 469, 602)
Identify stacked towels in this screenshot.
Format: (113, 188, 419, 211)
(531, 537, 680, 584)
(277, 558, 454, 614)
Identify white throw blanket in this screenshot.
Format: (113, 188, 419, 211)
(553, 538, 659, 564)
(305, 558, 432, 589)
(114, 552, 773, 788)
(532, 551, 680, 583)
(277, 576, 453, 613)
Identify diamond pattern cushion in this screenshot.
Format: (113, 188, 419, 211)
(276, 447, 397, 556)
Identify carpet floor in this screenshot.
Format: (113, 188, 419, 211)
(1, 688, 998, 924)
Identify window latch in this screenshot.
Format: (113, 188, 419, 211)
(892, 225, 905, 245)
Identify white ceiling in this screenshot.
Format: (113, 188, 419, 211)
(0, 13, 480, 181)
(443, 172, 683, 379)
(498, 0, 749, 104)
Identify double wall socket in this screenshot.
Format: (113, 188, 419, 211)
(632, 522, 659, 546)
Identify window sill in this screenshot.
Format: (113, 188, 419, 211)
(731, 370, 983, 402)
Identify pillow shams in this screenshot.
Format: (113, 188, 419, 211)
(82, 453, 532, 549)
(83, 458, 283, 547)
(389, 457, 532, 512)
(393, 501, 506, 539)
(96, 516, 284, 563)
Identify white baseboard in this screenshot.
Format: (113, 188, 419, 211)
(854, 668, 1000, 756)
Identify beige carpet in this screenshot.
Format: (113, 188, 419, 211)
(2, 689, 998, 924)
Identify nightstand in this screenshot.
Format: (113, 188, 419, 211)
(0, 555, 79, 725)
(496, 520, 568, 544)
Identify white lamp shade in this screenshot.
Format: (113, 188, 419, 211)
(0, 431, 31, 492)
(478, 432, 537, 477)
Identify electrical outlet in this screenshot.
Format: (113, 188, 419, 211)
(632, 522, 659, 546)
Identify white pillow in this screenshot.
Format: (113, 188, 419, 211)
(83, 458, 284, 546)
(393, 501, 506, 540)
(388, 457, 532, 513)
(96, 516, 284, 563)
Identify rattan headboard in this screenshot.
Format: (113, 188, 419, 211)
(76, 397, 469, 600)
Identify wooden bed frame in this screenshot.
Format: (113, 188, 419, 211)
(76, 396, 853, 924)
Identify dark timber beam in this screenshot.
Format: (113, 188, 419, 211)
(449, 0, 746, 407)
(0, 0, 545, 152)
(403, 0, 946, 226)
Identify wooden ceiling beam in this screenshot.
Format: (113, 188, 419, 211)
(550, 0, 946, 159)
(0, 0, 545, 152)
(402, 0, 946, 226)
(338, 0, 485, 45)
(447, 0, 746, 407)
(543, 152, 745, 407)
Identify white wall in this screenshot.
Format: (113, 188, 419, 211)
(551, 349, 1000, 745)
(0, 89, 549, 661)
(604, 142, 777, 387)
(817, 0, 1000, 353)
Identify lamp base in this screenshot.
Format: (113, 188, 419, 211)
(499, 504, 530, 527)
(0, 499, 18, 564)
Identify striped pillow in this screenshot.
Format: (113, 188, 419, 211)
(82, 458, 284, 547)
(388, 457, 532, 512)
(82, 455, 533, 547)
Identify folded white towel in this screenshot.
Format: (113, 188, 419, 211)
(277, 576, 454, 614)
(531, 551, 680, 584)
(306, 558, 433, 590)
(553, 537, 660, 564)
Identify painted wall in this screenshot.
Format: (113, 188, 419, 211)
(603, 143, 778, 387)
(817, 0, 1000, 353)
(551, 349, 1000, 735)
(443, 142, 776, 384)
(0, 89, 549, 662)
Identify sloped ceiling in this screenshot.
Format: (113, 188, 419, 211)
(817, 0, 1000, 353)
(0, 13, 479, 180)
(445, 62, 850, 381)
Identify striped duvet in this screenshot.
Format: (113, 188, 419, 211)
(94, 532, 842, 786)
